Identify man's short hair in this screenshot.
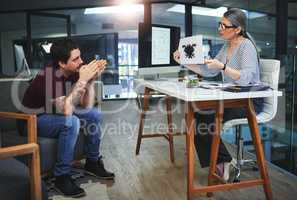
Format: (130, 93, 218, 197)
(50, 39, 79, 67)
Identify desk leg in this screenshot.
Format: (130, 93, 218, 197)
(166, 96, 175, 163)
(246, 99, 273, 200)
(207, 101, 224, 197)
(186, 102, 195, 200)
(136, 87, 151, 155)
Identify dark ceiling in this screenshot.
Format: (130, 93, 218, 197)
(0, 0, 202, 13)
(0, 0, 274, 13)
(1, 0, 297, 18)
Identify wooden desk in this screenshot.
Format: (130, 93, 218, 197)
(134, 79, 282, 200)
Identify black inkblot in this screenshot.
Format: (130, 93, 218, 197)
(182, 44, 196, 59)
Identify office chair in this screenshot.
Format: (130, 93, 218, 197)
(223, 59, 280, 181)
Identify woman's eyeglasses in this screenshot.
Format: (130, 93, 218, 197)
(218, 22, 237, 30)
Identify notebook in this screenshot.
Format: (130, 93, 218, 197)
(222, 84, 271, 92)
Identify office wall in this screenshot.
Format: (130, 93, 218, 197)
(0, 9, 143, 74)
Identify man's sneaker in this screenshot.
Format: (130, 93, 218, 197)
(54, 174, 86, 198)
(215, 158, 239, 183)
(84, 158, 115, 180)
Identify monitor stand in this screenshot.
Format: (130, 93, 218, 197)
(143, 73, 168, 81)
(16, 58, 31, 77)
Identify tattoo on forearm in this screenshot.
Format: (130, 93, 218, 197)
(51, 96, 66, 113)
(82, 82, 95, 107)
(67, 80, 87, 106)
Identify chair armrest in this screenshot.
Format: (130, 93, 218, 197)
(0, 112, 37, 143)
(0, 143, 38, 159)
(0, 144, 42, 200)
(0, 112, 41, 200)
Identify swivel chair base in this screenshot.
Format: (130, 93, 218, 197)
(234, 125, 258, 182)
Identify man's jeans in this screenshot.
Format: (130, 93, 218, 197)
(37, 108, 102, 176)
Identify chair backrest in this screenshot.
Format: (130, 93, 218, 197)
(223, 59, 280, 131)
(258, 59, 280, 122)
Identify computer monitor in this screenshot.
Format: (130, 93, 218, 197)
(14, 44, 31, 77)
(138, 23, 181, 78)
(151, 26, 171, 65)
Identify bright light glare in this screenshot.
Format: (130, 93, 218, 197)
(167, 5, 266, 19)
(167, 5, 227, 17)
(84, 4, 143, 15)
(241, 9, 266, 19)
(41, 43, 52, 53)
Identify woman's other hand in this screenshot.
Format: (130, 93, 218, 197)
(173, 50, 181, 64)
(205, 59, 224, 70)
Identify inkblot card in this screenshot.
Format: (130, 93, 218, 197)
(178, 35, 204, 65)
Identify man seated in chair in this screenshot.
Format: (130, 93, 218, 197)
(21, 39, 114, 198)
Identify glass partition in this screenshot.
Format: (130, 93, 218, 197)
(0, 12, 26, 76)
(288, 19, 297, 55)
(30, 14, 69, 39)
(0, 1, 297, 175)
(249, 15, 276, 58)
(152, 3, 185, 37)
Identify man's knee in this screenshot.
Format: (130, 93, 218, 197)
(86, 108, 103, 123)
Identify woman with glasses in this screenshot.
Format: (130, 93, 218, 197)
(173, 8, 263, 183)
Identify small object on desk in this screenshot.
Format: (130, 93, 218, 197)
(185, 75, 199, 88)
(199, 82, 227, 89)
(178, 69, 188, 82)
